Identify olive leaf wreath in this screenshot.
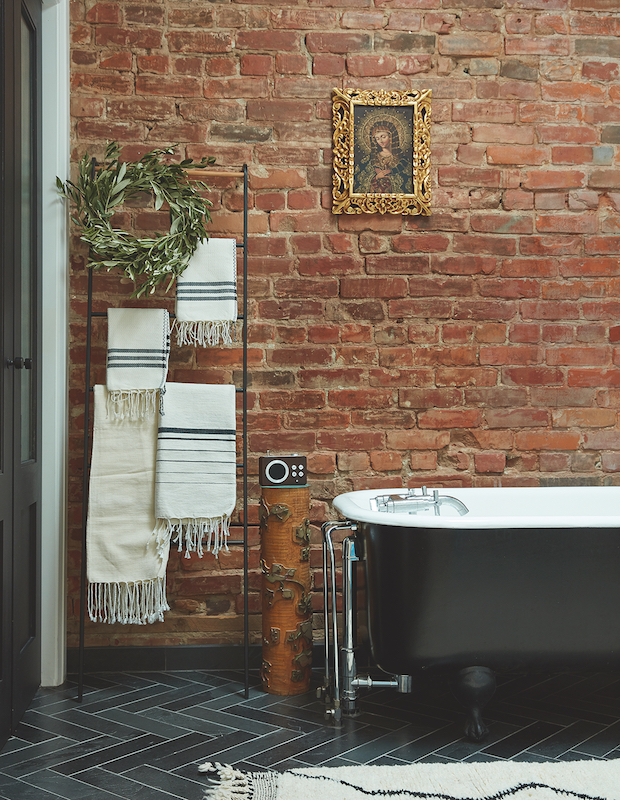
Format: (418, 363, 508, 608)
(58, 141, 215, 298)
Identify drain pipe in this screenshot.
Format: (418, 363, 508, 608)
(321, 520, 357, 722)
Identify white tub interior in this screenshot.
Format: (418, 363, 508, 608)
(333, 486, 620, 529)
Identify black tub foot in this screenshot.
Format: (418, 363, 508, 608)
(451, 666, 496, 743)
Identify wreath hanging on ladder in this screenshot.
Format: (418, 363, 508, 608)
(58, 141, 215, 298)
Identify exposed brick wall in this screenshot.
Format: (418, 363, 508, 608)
(69, 0, 620, 649)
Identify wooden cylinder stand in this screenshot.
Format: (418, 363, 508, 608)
(260, 485, 312, 695)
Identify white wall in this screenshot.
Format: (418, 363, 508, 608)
(40, 0, 69, 687)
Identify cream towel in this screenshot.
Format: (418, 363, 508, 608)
(175, 238, 237, 347)
(106, 307, 171, 419)
(87, 385, 170, 624)
(154, 382, 237, 558)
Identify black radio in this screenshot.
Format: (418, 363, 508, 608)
(259, 455, 308, 487)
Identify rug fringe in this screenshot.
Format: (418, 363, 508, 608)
(106, 389, 158, 421)
(199, 762, 250, 800)
(87, 577, 169, 625)
(154, 516, 231, 559)
(175, 320, 234, 348)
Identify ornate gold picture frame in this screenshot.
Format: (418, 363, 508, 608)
(332, 88, 432, 216)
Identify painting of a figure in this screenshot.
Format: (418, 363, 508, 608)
(352, 106, 414, 196)
(332, 88, 431, 215)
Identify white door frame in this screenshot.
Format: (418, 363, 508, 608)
(40, 0, 69, 687)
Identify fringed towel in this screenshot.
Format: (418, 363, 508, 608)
(106, 307, 171, 420)
(154, 382, 237, 558)
(175, 238, 237, 347)
(87, 385, 170, 625)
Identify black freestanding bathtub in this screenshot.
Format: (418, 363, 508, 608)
(322, 486, 620, 741)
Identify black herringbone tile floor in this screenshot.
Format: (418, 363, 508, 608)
(1, 669, 620, 799)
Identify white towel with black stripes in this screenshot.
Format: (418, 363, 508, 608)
(154, 382, 237, 558)
(174, 238, 237, 347)
(87, 385, 170, 625)
(106, 307, 171, 420)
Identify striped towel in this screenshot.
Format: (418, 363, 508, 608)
(154, 382, 237, 558)
(87, 386, 170, 625)
(175, 238, 237, 347)
(106, 308, 171, 420)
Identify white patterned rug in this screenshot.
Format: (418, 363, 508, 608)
(198, 759, 620, 800)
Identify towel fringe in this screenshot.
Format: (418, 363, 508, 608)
(107, 389, 158, 421)
(175, 320, 234, 348)
(199, 762, 251, 800)
(154, 516, 231, 559)
(87, 577, 169, 625)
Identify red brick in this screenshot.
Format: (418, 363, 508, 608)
(409, 452, 439, 470)
(503, 366, 564, 385)
(552, 146, 594, 165)
(439, 33, 501, 56)
(418, 409, 481, 429)
(536, 214, 598, 234)
(386, 430, 450, 451)
(475, 452, 506, 473)
(438, 167, 502, 187)
(240, 55, 272, 76)
(85, 2, 120, 23)
(272, 8, 339, 29)
(522, 170, 585, 190)
(542, 83, 607, 103)
(505, 37, 569, 56)
(485, 408, 549, 428)
(136, 75, 201, 97)
(519, 236, 581, 256)
(582, 61, 620, 81)
(340, 277, 407, 299)
(480, 346, 541, 365)
(560, 258, 620, 277)
(399, 388, 462, 409)
(487, 145, 548, 166)
(276, 53, 307, 74)
(452, 101, 517, 124)
(317, 431, 384, 450)
(347, 55, 397, 77)
(260, 390, 325, 410)
(237, 30, 300, 51)
(306, 32, 371, 53)
(71, 73, 133, 95)
(516, 431, 580, 450)
(313, 54, 345, 75)
(547, 347, 610, 366)
(431, 255, 497, 275)
(370, 451, 403, 471)
(552, 409, 616, 428)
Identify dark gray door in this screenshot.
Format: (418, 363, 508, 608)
(1, 0, 42, 748)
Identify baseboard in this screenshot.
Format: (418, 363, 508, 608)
(66, 643, 327, 674)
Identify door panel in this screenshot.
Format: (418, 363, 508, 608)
(0, 0, 42, 747)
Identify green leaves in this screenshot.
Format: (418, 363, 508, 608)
(57, 142, 215, 298)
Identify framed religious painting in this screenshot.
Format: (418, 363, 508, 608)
(332, 88, 432, 215)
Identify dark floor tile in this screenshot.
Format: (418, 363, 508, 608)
(51, 733, 167, 776)
(0, 736, 87, 777)
(55, 708, 161, 741)
(568, 720, 620, 758)
(81, 731, 209, 775)
(123, 764, 206, 799)
(0, 770, 68, 800)
(249, 728, 341, 768)
(383, 722, 465, 763)
(428, 721, 520, 762)
(19, 768, 127, 800)
(526, 720, 604, 759)
(121, 706, 233, 737)
(482, 721, 563, 759)
(77, 767, 186, 800)
(179, 705, 282, 735)
(19, 709, 105, 743)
